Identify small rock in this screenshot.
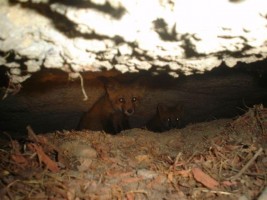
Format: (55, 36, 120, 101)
(137, 169, 158, 179)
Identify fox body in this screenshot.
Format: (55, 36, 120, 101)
(78, 79, 143, 134)
(147, 103, 185, 133)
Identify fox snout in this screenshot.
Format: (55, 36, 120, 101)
(169, 118, 180, 128)
(163, 118, 174, 129)
(113, 97, 137, 116)
(117, 97, 137, 116)
(124, 107, 134, 116)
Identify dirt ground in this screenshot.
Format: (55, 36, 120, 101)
(0, 104, 267, 200)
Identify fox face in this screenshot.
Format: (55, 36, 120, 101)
(106, 80, 143, 117)
(157, 103, 185, 131)
(78, 78, 144, 134)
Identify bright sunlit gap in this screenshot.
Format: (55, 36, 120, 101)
(119, 0, 267, 53)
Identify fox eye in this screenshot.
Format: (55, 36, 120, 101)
(176, 117, 179, 121)
(119, 98, 125, 103)
(132, 97, 137, 102)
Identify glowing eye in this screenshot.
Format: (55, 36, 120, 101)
(167, 118, 171, 122)
(176, 118, 179, 121)
(132, 97, 137, 102)
(119, 98, 125, 103)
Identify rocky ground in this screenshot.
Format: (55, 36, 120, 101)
(0, 105, 267, 200)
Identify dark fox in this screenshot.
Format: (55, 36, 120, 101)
(146, 103, 185, 132)
(78, 79, 144, 134)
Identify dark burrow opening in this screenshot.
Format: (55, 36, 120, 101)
(0, 59, 267, 139)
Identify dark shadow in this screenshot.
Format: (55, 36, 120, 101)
(0, 50, 29, 76)
(9, 0, 126, 19)
(51, 0, 126, 19)
(177, 33, 206, 58)
(0, 66, 9, 88)
(8, 0, 126, 40)
(153, 18, 177, 41)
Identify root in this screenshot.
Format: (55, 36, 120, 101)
(229, 147, 263, 181)
(68, 72, 88, 101)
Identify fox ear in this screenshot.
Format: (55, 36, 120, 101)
(105, 78, 120, 93)
(131, 79, 146, 96)
(157, 103, 167, 115)
(133, 78, 145, 87)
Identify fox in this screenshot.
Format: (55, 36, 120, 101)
(146, 103, 185, 133)
(77, 78, 144, 134)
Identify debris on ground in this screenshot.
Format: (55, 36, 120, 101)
(0, 105, 266, 200)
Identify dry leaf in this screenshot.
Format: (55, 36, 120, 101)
(28, 143, 59, 173)
(126, 192, 135, 200)
(11, 154, 28, 165)
(192, 167, 219, 189)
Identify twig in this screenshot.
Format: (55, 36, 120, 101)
(68, 72, 88, 101)
(229, 147, 263, 181)
(2, 76, 22, 100)
(229, 168, 266, 179)
(4, 180, 20, 200)
(26, 126, 39, 143)
(2, 78, 11, 100)
(196, 188, 234, 196)
(78, 73, 88, 101)
(173, 152, 182, 166)
(185, 151, 198, 163)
